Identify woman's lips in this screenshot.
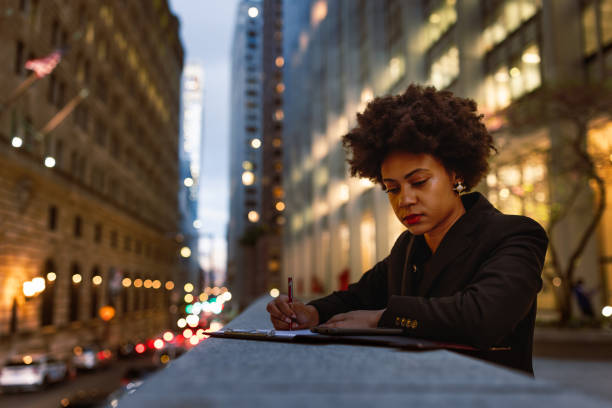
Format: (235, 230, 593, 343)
(404, 214, 422, 225)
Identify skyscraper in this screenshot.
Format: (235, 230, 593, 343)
(228, 0, 285, 309)
(281, 0, 612, 315)
(178, 63, 204, 289)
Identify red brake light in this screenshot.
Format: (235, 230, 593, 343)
(135, 343, 146, 354)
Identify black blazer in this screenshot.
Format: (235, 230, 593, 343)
(309, 192, 548, 374)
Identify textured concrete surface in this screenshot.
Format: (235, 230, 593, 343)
(534, 358, 612, 402)
(118, 297, 612, 407)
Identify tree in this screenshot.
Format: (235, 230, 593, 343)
(504, 80, 612, 324)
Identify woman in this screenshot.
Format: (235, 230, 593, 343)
(267, 84, 548, 374)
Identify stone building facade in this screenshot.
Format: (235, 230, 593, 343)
(0, 0, 185, 357)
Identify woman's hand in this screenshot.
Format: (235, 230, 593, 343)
(319, 309, 385, 329)
(266, 295, 319, 330)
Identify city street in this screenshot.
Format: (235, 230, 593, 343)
(0, 356, 161, 408)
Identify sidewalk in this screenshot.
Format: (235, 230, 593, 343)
(533, 327, 612, 359)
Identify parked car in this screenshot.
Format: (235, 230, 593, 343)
(72, 345, 113, 371)
(120, 364, 160, 386)
(58, 388, 115, 408)
(0, 353, 71, 391)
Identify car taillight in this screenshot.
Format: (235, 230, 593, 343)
(135, 343, 146, 354)
(97, 351, 106, 360)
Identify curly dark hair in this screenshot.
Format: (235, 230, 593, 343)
(342, 84, 496, 191)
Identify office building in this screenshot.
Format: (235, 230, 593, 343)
(228, 0, 285, 309)
(281, 0, 612, 317)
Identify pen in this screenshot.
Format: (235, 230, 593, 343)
(288, 277, 293, 331)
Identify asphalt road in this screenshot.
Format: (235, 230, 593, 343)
(0, 355, 162, 408)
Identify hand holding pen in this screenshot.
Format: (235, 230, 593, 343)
(266, 277, 319, 330)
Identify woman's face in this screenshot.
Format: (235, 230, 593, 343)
(380, 151, 464, 236)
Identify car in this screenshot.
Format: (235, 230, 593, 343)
(72, 345, 113, 371)
(0, 353, 70, 391)
(120, 364, 160, 386)
(58, 388, 115, 407)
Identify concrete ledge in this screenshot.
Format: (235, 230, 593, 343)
(118, 296, 612, 407)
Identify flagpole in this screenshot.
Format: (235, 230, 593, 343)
(39, 89, 89, 136)
(0, 73, 39, 117)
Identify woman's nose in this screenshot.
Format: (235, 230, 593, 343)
(399, 187, 417, 206)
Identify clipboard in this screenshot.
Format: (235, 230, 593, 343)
(208, 328, 480, 351)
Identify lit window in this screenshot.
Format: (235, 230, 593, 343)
(248, 210, 260, 223)
(275, 56, 284, 67)
(428, 46, 459, 89)
(581, 4, 597, 56)
(248, 7, 259, 18)
(311, 0, 327, 27)
(242, 171, 255, 186)
(422, 0, 457, 50)
(482, 0, 542, 52)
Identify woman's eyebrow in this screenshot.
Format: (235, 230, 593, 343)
(382, 168, 427, 183)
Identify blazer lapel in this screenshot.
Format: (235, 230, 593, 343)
(416, 228, 473, 296)
(415, 193, 486, 297)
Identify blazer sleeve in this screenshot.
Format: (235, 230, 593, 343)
(378, 217, 548, 349)
(307, 257, 389, 324)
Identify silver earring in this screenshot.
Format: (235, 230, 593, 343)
(453, 181, 465, 193)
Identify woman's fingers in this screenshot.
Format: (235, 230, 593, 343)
(278, 300, 297, 320)
(270, 315, 290, 330)
(266, 299, 298, 324)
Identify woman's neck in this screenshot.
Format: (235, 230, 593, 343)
(424, 201, 466, 254)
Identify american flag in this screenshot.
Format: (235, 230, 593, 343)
(25, 50, 63, 78)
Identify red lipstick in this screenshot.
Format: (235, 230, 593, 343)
(404, 214, 422, 225)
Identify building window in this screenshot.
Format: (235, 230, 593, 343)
(487, 152, 549, 226)
(15, 40, 24, 76)
(55, 139, 63, 167)
(484, 43, 541, 112)
(428, 46, 459, 89)
(482, 0, 541, 53)
(48, 205, 58, 231)
(384, 0, 403, 57)
(582, 3, 598, 56)
(124, 236, 132, 252)
(110, 230, 118, 248)
(51, 19, 59, 47)
(74, 215, 82, 237)
(422, 0, 457, 50)
(69, 263, 81, 322)
(40, 259, 56, 326)
(94, 223, 102, 243)
(90, 266, 100, 319)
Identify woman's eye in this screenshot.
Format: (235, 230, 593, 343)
(385, 187, 400, 194)
(412, 179, 428, 187)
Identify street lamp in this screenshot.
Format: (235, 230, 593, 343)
(23, 277, 46, 300)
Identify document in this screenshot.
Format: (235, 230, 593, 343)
(220, 328, 318, 338)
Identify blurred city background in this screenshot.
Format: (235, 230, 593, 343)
(0, 0, 611, 406)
